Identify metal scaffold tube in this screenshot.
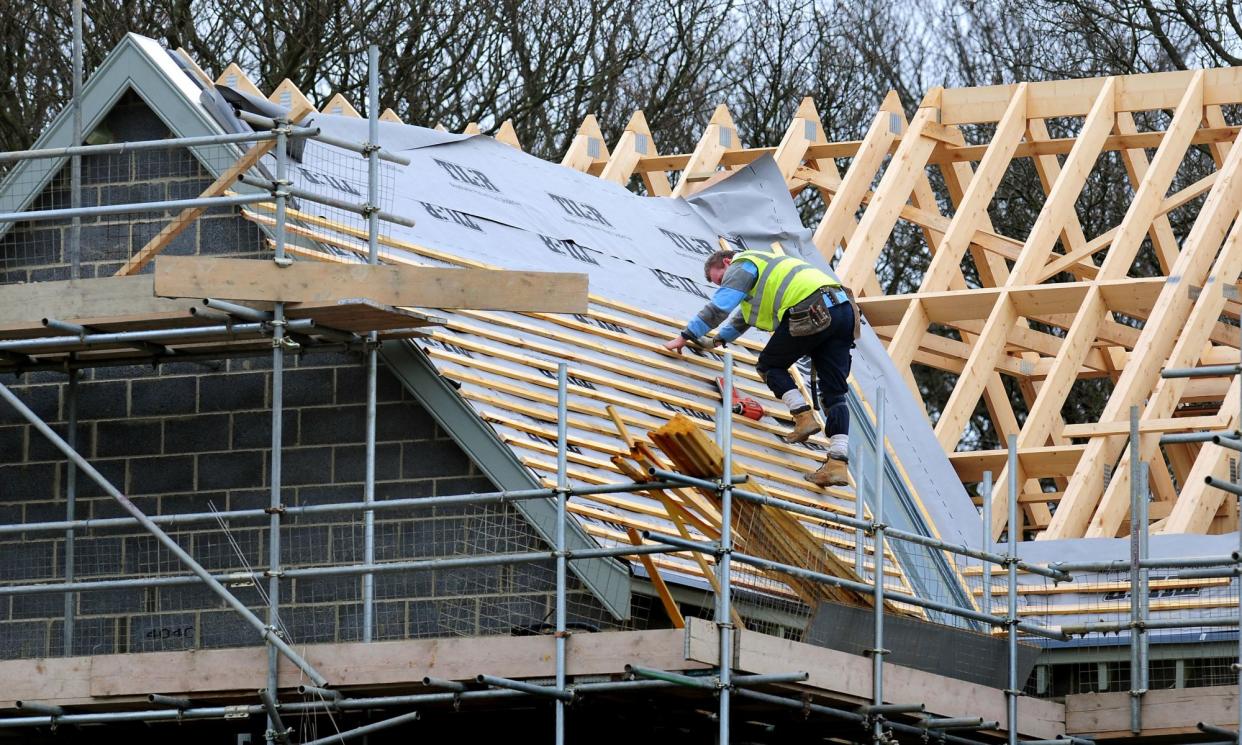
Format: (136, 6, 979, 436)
(300, 710, 421, 745)
(0, 192, 277, 225)
(555, 362, 569, 744)
(642, 531, 1067, 640)
(1006, 434, 1019, 745)
(237, 174, 416, 228)
(1129, 405, 1147, 736)
(266, 114, 294, 716)
(0, 479, 694, 537)
(0, 128, 318, 163)
(871, 389, 886, 744)
(982, 470, 993, 618)
(0, 541, 692, 598)
(718, 351, 735, 745)
(361, 43, 381, 646)
(70, 0, 82, 281)
(63, 370, 77, 655)
(650, 468, 1066, 581)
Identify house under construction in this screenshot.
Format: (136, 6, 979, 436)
(1, 32, 1241, 744)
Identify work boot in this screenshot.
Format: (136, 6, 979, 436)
(782, 407, 820, 444)
(805, 455, 850, 488)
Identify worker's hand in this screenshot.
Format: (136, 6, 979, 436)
(663, 337, 687, 354)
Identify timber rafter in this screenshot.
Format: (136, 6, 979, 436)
(217, 63, 1242, 543)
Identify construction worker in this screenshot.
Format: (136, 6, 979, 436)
(663, 248, 859, 487)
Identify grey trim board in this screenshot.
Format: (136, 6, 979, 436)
(381, 338, 632, 620)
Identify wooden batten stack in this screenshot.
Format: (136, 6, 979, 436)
(650, 414, 884, 610)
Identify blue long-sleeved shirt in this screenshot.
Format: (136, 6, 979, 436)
(681, 261, 758, 343)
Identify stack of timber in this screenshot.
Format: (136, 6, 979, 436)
(649, 414, 886, 610)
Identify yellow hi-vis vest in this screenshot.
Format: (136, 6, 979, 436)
(734, 250, 842, 332)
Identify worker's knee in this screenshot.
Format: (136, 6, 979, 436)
(759, 366, 795, 396)
(822, 392, 850, 437)
(822, 391, 848, 411)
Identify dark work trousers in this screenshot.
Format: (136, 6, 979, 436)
(754, 300, 855, 437)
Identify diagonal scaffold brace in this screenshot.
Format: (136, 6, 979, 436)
(0, 380, 330, 688)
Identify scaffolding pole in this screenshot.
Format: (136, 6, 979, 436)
(69, 0, 82, 281)
(1006, 434, 1019, 745)
(982, 470, 993, 618)
(555, 362, 569, 745)
(718, 351, 735, 745)
(1129, 406, 1146, 735)
(62, 370, 77, 655)
(0, 541, 689, 599)
(871, 389, 886, 743)
(266, 111, 293, 721)
(361, 43, 381, 646)
(0, 479, 693, 537)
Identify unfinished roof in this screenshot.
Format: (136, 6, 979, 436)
(149, 58, 978, 616)
(8, 34, 1242, 631)
(198, 60, 1242, 629)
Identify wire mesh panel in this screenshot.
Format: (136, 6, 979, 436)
(0, 92, 270, 281)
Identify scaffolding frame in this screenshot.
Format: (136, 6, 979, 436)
(0, 44, 1240, 745)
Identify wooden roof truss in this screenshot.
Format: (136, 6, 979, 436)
(214, 65, 1242, 545)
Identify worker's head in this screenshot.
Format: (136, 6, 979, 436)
(703, 249, 736, 285)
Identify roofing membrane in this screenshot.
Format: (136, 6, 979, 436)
(233, 108, 985, 618)
(8, 32, 1238, 637)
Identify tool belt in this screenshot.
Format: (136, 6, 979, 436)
(787, 286, 860, 339)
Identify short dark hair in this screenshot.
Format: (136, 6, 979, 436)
(703, 249, 737, 282)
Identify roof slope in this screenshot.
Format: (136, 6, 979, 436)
(237, 111, 982, 618)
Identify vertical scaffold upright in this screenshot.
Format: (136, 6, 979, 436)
(717, 351, 736, 744)
(361, 43, 382, 644)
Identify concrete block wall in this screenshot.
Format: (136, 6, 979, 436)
(0, 94, 625, 660)
(0, 352, 616, 660)
(0, 90, 264, 282)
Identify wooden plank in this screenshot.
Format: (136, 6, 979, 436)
(1062, 414, 1228, 438)
(1090, 218, 1242, 536)
(1066, 686, 1238, 739)
(937, 67, 1242, 124)
(771, 97, 826, 181)
(0, 627, 698, 701)
(1162, 382, 1241, 533)
(322, 93, 361, 118)
(214, 63, 264, 98)
(939, 79, 1117, 457)
(284, 299, 441, 333)
(1115, 111, 1183, 274)
(628, 526, 685, 628)
(1027, 118, 1096, 283)
(1000, 78, 1209, 539)
(857, 278, 1165, 328)
(727, 627, 1065, 739)
(0, 657, 93, 707)
(0, 274, 184, 326)
(950, 445, 1085, 482)
(267, 78, 316, 113)
(599, 110, 669, 195)
(153, 256, 589, 313)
